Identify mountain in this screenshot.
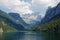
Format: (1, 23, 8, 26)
(0, 10, 24, 32)
(33, 3, 60, 32)
(22, 13, 42, 28)
(9, 13, 38, 29)
(34, 14, 60, 32)
(8, 13, 42, 29)
(41, 3, 60, 23)
(21, 13, 42, 27)
(8, 13, 31, 29)
(0, 19, 17, 32)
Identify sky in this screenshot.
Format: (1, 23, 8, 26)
(0, 0, 60, 24)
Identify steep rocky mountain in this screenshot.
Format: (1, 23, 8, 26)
(34, 14, 60, 32)
(0, 10, 24, 32)
(41, 3, 60, 24)
(33, 3, 60, 32)
(8, 13, 29, 28)
(8, 13, 42, 29)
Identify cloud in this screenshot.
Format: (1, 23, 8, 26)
(0, 0, 60, 24)
(21, 13, 38, 24)
(21, 0, 32, 3)
(30, 0, 57, 14)
(0, 0, 33, 15)
(31, 0, 56, 8)
(0, 0, 57, 15)
(0, 0, 59, 14)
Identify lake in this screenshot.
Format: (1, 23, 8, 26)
(0, 31, 60, 40)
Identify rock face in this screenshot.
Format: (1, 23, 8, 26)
(41, 3, 60, 23)
(8, 13, 29, 28)
(0, 10, 24, 31)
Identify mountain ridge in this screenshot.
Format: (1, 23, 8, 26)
(41, 3, 60, 24)
(0, 10, 24, 32)
(33, 3, 60, 32)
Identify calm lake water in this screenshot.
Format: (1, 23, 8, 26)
(0, 31, 60, 40)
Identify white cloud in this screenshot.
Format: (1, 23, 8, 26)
(0, 0, 60, 24)
(0, 0, 57, 15)
(21, 14, 38, 24)
(30, 0, 57, 15)
(31, 0, 56, 8)
(0, 0, 33, 15)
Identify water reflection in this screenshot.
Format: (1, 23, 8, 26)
(0, 31, 60, 40)
(2, 32, 25, 40)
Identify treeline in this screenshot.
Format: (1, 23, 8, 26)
(32, 14, 60, 32)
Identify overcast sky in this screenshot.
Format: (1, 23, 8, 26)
(0, 0, 60, 24)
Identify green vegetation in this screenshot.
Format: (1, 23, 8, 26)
(33, 15, 60, 32)
(0, 10, 18, 32)
(0, 19, 18, 32)
(0, 10, 23, 25)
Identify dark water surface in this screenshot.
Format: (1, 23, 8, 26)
(0, 31, 60, 40)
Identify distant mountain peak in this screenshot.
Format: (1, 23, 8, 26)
(8, 13, 29, 28)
